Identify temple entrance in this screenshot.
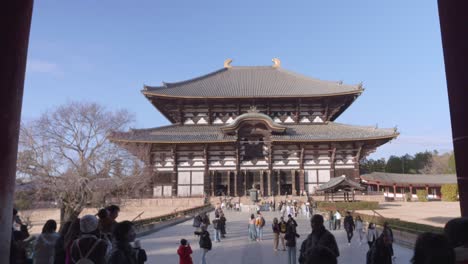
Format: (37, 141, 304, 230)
(278, 170, 293, 195)
(245, 171, 261, 195)
(214, 171, 229, 196)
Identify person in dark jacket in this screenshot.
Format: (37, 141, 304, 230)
(108, 221, 147, 264)
(70, 215, 108, 264)
(367, 234, 392, 264)
(194, 225, 211, 264)
(302, 246, 337, 264)
(177, 239, 193, 264)
(382, 222, 395, 259)
(54, 221, 72, 264)
(219, 213, 227, 238)
(343, 211, 355, 245)
(285, 222, 300, 264)
(299, 214, 339, 264)
(411, 232, 454, 264)
(10, 209, 31, 264)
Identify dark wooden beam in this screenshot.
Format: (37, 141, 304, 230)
(0, 1, 33, 260)
(438, 0, 468, 216)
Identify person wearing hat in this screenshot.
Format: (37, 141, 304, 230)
(70, 214, 109, 264)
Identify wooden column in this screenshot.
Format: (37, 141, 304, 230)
(260, 170, 264, 196)
(227, 170, 231, 196)
(393, 184, 397, 200)
(330, 147, 336, 178)
(244, 170, 247, 196)
(211, 171, 215, 196)
(267, 170, 272, 196)
(234, 171, 238, 196)
(204, 145, 209, 196)
(409, 185, 413, 200)
(438, 0, 468, 216)
(299, 145, 305, 195)
(0, 1, 33, 260)
(277, 170, 281, 196)
(172, 146, 178, 197)
(291, 170, 296, 196)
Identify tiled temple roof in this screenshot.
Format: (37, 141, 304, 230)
(143, 66, 363, 98)
(109, 123, 398, 144)
(316, 175, 364, 192)
(361, 172, 457, 187)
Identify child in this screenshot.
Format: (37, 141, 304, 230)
(177, 239, 193, 264)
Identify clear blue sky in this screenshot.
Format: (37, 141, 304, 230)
(23, 0, 453, 159)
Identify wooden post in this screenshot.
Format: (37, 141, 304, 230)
(234, 171, 238, 196)
(244, 170, 247, 196)
(267, 170, 272, 196)
(211, 171, 215, 196)
(277, 170, 281, 196)
(409, 185, 413, 200)
(260, 170, 264, 196)
(291, 170, 296, 196)
(438, 0, 468, 216)
(330, 147, 336, 178)
(227, 170, 231, 196)
(393, 184, 397, 200)
(299, 145, 305, 195)
(0, 1, 34, 260)
(172, 145, 178, 197)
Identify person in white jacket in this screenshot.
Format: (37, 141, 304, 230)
(34, 219, 60, 264)
(355, 216, 364, 244)
(366, 222, 379, 249)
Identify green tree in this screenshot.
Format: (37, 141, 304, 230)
(386, 156, 403, 173)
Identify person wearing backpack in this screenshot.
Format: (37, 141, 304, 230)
(194, 225, 212, 264)
(109, 221, 147, 264)
(255, 212, 265, 241)
(279, 217, 287, 251)
(70, 215, 108, 264)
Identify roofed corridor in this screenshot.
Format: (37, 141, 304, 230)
(140, 210, 412, 263)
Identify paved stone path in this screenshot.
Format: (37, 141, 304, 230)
(141, 210, 413, 263)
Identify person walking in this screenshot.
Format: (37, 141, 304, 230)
(382, 222, 395, 261)
(367, 223, 379, 249)
(333, 211, 342, 230)
(272, 218, 281, 251)
(248, 214, 257, 242)
(177, 239, 193, 264)
(219, 213, 227, 238)
(343, 212, 355, 245)
(298, 214, 340, 264)
(194, 225, 212, 264)
(285, 221, 300, 264)
(355, 216, 364, 245)
(255, 211, 265, 241)
(212, 216, 221, 242)
(278, 217, 287, 251)
(328, 211, 334, 230)
(34, 219, 60, 264)
(70, 215, 109, 264)
(108, 221, 147, 264)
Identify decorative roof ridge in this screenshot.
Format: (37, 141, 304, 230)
(221, 110, 287, 133)
(274, 67, 362, 91)
(364, 172, 456, 177)
(143, 68, 228, 90)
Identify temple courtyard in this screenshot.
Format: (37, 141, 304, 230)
(141, 210, 413, 264)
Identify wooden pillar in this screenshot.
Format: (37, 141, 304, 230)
(234, 171, 238, 196)
(244, 170, 247, 196)
(277, 170, 281, 196)
(330, 147, 336, 178)
(438, 0, 468, 217)
(291, 170, 296, 196)
(377, 183, 380, 193)
(409, 185, 413, 200)
(260, 170, 264, 196)
(0, 1, 33, 261)
(227, 170, 231, 196)
(299, 169, 305, 196)
(172, 145, 178, 197)
(211, 171, 215, 196)
(267, 170, 272, 196)
(393, 184, 397, 200)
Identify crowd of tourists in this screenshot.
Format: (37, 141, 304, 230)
(184, 205, 468, 264)
(10, 205, 148, 264)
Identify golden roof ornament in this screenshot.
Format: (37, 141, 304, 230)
(224, 58, 233, 68)
(272, 58, 281, 68)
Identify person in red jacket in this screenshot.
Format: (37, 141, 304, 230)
(177, 239, 193, 264)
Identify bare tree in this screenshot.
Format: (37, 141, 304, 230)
(17, 101, 137, 221)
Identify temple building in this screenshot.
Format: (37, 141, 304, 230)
(110, 59, 399, 197)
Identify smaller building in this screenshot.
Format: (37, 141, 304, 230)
(361, 172, 457, 200)
(316, 175, 364, 202)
